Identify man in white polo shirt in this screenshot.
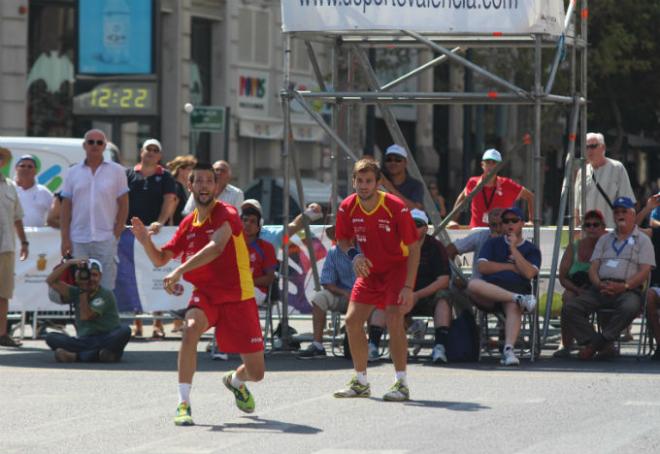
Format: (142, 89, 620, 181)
(14, 154, 53, 227)
(60, 129, 129, 290)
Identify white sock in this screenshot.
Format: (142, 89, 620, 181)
(230, 371, 245, 388)
(312, 341, 324, 350)
(395, 371, 407, 386)
(504, 344, 514, 352)
(355, 371, 368, 386)
(178, 383, 191, 404)
(513, 294, 523, 305)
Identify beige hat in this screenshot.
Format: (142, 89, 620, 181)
(0, 147, 11, 163)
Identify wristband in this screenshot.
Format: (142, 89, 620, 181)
(347, 247, 359, 261)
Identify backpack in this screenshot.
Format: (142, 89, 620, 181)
(446, 309, 480, 362)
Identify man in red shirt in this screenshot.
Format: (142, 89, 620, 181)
(240, 199, 277, 305)
(131, 163, 264, 426)
(448, 149, 534, 228)
(334, 158, 421, 402)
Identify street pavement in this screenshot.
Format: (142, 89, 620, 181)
(3, 330, 660, 454)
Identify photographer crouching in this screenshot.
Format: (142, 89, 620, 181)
(45, 258, 131, 363)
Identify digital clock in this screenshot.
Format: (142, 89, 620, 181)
(73, 81, 158, 115)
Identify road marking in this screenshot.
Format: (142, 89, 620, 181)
(624, 401, 660, 406)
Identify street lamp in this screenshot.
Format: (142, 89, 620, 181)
(184, 102, 195, 156)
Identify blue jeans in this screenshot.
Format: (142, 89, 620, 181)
(45, 325, 131, 362)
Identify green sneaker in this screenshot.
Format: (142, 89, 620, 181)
(174, 402, 194, 426)
(222, 370, 255, 413)
(383, 379, 410, 402)
(333, 376, 371, 398)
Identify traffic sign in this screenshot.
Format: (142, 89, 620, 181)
(190, 106, 226, 132)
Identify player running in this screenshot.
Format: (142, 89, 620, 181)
(334, 158, 421, 401)
(131, 162, 265, 426)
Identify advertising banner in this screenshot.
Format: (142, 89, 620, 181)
(78, 0, 153, 74)
(282, 0, 565, 36)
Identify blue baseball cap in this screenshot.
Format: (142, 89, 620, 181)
(482, 148, 502, 162)
(501, 206, 523, 219)
(612, 197, 635, 209)
(385, 144, 407, 159)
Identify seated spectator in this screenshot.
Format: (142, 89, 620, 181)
(562, 197, 655, 360)
(428, 181, 447, 218)
(466, 207, 540, 366)
(367, 209, 451, 363)
(380, 144, 424, 210)
(297, 225, 355, 359)
(45, 258, 131, 362)
(554, 210, 607, 358)
(241, 199, 277, 305)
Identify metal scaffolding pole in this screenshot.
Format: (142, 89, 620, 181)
(331, 41, 339, 218)
(296, 91, 578, 105)
(580, 0, 588, 222)
(380, 47, 461, 92)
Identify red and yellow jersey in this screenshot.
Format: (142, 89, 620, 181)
(163, 201, 255, 303)
(336, 191, 418, 274)
(248, 238, 277, 293)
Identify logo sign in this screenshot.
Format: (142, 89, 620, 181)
(237, 69, 269, 117)
(190, 106, 226, 132)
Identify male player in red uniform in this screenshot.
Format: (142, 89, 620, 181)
(334, 158, 421, 401)
(131, 163, 264, 426)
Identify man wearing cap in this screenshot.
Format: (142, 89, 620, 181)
(563, 196, 655, 360)
(575, 132, 635, 229)
(14, 154, 53, 227)
(60, 129, 129, 291)
(44, 257, 131, 362)
(467, 206, 541, 366)
(449, 148, 534, 228)
(380, 144, 425, 210)
(183, 160, 243, 214)
(240, 199, 277, 306)
(297, 224, 356, 359)
(367, 209, 451, 363)
(0, 147, 29, 347)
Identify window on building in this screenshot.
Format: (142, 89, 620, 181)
(27, 1, 76, 137)
(238, 7, 270, 66)
(191, 17, 214, 162)
(292, 39, 312, 73)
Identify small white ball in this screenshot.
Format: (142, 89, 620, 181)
(184, 103, 194, 113)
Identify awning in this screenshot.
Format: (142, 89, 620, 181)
(238, 117, 326, 142)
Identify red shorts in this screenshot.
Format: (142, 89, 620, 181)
(350, 260, 407, 309)
(188, 291, 264, 354)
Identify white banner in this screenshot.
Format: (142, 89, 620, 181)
(282, 0, 565, 36)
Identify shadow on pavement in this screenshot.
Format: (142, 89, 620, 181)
(197, 415, 322, 434)
(404, 400, 491, 411)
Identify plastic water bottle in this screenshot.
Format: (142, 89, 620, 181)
(101, 0, 130, 64)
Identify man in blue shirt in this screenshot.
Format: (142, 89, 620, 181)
(380, 144, 425, 210)
(297, 225, 356, 358)
(467, 207, 541, 366)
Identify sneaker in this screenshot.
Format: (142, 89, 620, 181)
(516, 294, 537, 313)
(0, 334, 22, 347)
(174, 402, 194, 426)
(382, 379, 410, 402)
(431, 344, 447, 364)
(98, 349, 119, 363)
(500, 347, 520, 366)
(54, 348, 76, 363)
(368, 342, 380, 362)
(297, 343, 327, 359)
(211, 351, 229, 361)
(552, 346, 572, 359)
(333, 376, 371, 398)
(222, 370, 255, 413)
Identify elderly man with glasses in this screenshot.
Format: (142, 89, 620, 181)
(563, 197, 655, 360)
(14, 154, 53, 227)
(380, 144, 425, 210)
(466, 207, 541, 366)
(60, 129, 129, 291)
(574, 132, 635, 228)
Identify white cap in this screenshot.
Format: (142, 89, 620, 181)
(241, 199, 263, 216)
(385, 144, 407, 159)
(88, 258, 103, 274)
(142, 139, 162, 151)
(410, 209, 429, 225)
(482, 148, 502, 162)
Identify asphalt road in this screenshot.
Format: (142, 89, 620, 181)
(3, 335, 660, 454)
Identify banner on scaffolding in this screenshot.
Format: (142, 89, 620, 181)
(282, 1, 565, 36)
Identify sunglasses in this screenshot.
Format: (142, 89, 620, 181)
(583, 222, 601, 228)
(86, 139, 105, 146)
(586, 143, 600, 149)
(385, 157, 404, 163)
(502, 218, 520, 224)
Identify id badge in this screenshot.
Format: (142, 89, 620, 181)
(605, 259, 619, 268)
(482, 213, 489, 224)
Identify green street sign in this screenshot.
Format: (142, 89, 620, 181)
(190, 106, 226, 132)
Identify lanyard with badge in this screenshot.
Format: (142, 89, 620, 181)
(481, 181, 497, 224)
(606, 235, 634, 269)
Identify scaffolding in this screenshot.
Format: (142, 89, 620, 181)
(276, 1, 589, 354)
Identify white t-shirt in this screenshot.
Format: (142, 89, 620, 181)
(182, 183, 244, 215)
(16, 184, 53, 227)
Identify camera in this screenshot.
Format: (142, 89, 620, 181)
(64, 254, 90, 281)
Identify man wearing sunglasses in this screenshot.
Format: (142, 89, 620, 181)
(380, 144, 425, 210)
(60, 129, 129, 291)
(448, 149, 534, 228)
(14, 154, 53, 227)
(574, 132, 635, 228)
(466, 207, 541, 366)
(563, 197, 654, 360)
